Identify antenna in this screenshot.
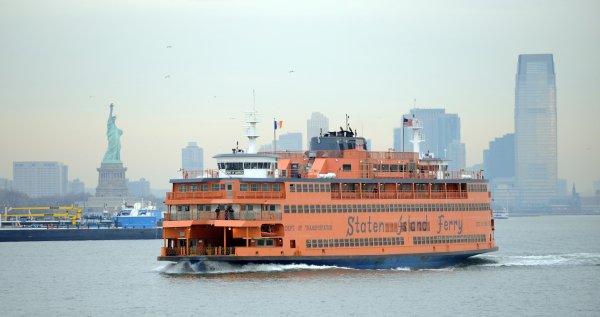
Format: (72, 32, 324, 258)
(345, 114, 349, 130)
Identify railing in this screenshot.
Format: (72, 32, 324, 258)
(165, 210, 282, 221)
(176, 169, 220, 179)
(167, 192, 224, 200)
(168, 191, 285, 200)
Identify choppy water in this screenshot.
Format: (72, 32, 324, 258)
(1, 215, 599, 316)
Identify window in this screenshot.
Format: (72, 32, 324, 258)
(342, 164, 352, 172)
(200, 184, 209, 191)
(189, 184, 198, 192)
(178, 184, 187, 192)
(291, 205, 297, 213)
(284, 205, 290, 213)
(250, 184, 258, 191)
(212, 184, 219, 191)
(302, 184, 308, 192)
(290, 184, 295, 192)
(261, 183, 270, 192)
(240, 184, 248, 191)
(309, 184, 314, 192)
(273, 184, 281, 192)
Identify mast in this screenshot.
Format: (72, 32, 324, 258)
(409, 117, 424, 158)
(244, 90, 260, 153)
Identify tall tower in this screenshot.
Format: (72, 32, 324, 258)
(514, 54, 557, 210)
(306, 112, 329, 149)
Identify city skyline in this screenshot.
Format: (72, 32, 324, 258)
(1, 1, 599, 194)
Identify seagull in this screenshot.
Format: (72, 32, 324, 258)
(164, 75, 171, 79)
(166, 45, 172, 48)
(288, 70, 295, 73)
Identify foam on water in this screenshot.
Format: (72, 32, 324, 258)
(157, 261, 340, 274)
(476, 252, 600, 267)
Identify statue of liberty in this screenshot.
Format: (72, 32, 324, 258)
(102, 103, 123, 163)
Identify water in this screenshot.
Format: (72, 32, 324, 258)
(1, 215, 599, 316)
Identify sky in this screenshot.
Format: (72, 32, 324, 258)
(0, 0, 599, 194)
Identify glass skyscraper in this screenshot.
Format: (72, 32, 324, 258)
(306, 112, 329, 149)
(514, 54, 557, 209)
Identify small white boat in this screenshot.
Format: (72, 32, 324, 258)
(493, 207, 509, 219)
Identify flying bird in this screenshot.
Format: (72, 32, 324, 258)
(288, 70, 295, 73)
(166, 45, 172, 48)
(164, 75, 171, 79)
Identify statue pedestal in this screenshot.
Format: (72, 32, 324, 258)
(95, 163, 128, 197)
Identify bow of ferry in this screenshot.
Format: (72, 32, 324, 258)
(157, 111, 497, 270)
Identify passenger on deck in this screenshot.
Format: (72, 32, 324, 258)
(215, 206, 221, 220)
(225, 205, 234, 220)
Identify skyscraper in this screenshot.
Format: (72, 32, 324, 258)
(13, 161, 68, 197)
(483, 133, 516, 210)
(182, 142, 204, 171)
(277, 132, 303, 151)
(306, 112, 329, 149)
(483, 134, 515, 179)
(398, 108, 466, 170)
(514, 54, 557, 210)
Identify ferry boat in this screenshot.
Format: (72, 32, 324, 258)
(157, 110, 497, 269)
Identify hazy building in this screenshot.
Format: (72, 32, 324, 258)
(514, 54, 557, 210)
(258, 143, 273, 152)
(306, 112, 329, 148)
(483, 134, 515, 179)
(13, 161, 68, 197)
(128, 178, 151, 197)
(68, 178, 85, 194)
(0, 178, 12, 190)
(277, 132, 303, 151)
(393, 127, 403, 151)
(182, 142, 204, 171)
(399, 109, 466, 170)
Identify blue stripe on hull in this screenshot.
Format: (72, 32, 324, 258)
(184, 253, 479, 270)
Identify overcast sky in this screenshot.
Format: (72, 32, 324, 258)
(1, 0, 599, 194)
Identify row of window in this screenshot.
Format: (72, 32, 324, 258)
(371, 164, 411, 172)
(413, 234, 486, 245)
(178, 183, 281, 193)
(290, 183, 331, 193)
(467, 184, 488, 192)
(240, 183, 281, 192)
(217, 162, 278, 170)
(289, 183, 484, 193)
(175, 204, 277, 212)
(306, 237, 405, 248)
(284, 203, 491, 214)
